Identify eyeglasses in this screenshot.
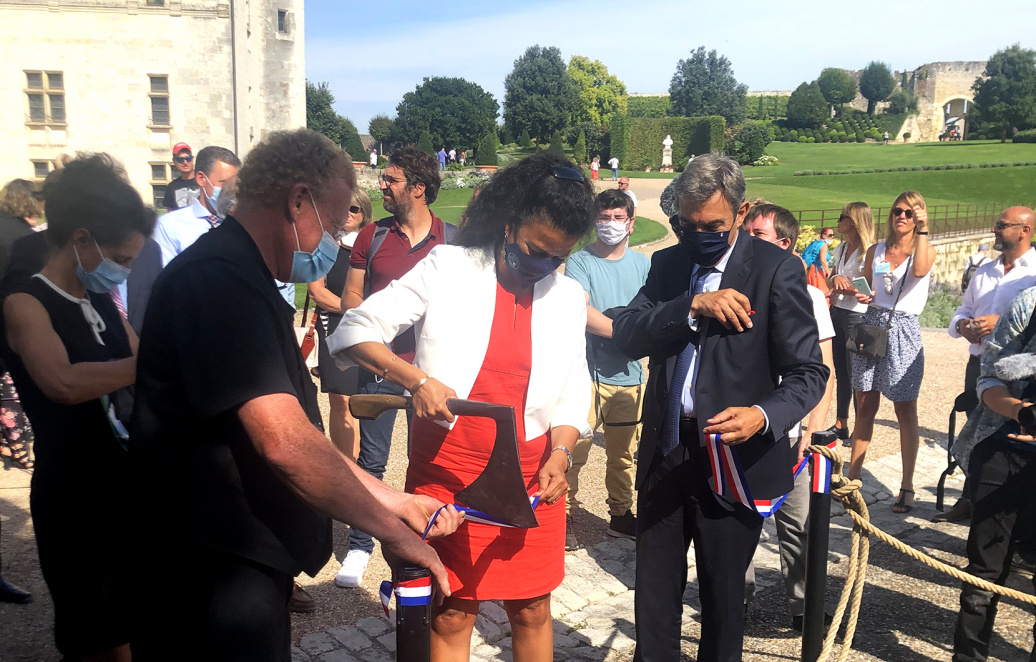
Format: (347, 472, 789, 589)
(379, 174, 404, 185)
(837, 214, 851, 223)
(550, 165, 585, 182)
(994, 221, 1025, 231)
(349, 205, 361, 214)
(174, 155, 193, 163)
(597, 214, 629, 222)
(892, 207, 914, 219)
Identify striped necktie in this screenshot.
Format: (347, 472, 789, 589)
(205, 215, 221, 229)
(110, 288, 128, 320)
(658, 267, 713, 457)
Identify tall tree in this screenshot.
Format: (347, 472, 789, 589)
(668, 46, 748, 123)
(786, 81, 828, 129)
(305, 80, 365, 159)
(817, 68, 858, 114)
(858, 61, 896, 115)
(568, 55, 628, 127)
(392, 76, 499, 152)
(368, 114, 395, 154)
(972, 44, 1036, 142)
(503, 45, 579, 142)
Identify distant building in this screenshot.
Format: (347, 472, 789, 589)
(0, 0, 305, 208)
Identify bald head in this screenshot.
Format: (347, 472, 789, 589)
(993, 206, 1036, 257)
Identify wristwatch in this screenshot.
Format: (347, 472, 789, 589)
(552, 445, 573, 471)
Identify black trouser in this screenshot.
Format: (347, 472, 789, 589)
(132, 543, 294, 662)
(634, 421, 764, 662)
(962, 355, 982, 418)
(952, 437, 1036, 662)
(830, 307, 863, 420)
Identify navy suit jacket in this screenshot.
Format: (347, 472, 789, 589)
(612, 231, 829, 500)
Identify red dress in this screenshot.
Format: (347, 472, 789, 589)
(406, 283, 565, 600)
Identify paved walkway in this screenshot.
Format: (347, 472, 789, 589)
(289, 435, 1035, 662)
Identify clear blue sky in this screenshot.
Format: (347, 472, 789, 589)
(305, 0, 1036, 134)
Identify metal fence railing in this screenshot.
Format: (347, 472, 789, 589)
(794, 202, 1025, 239)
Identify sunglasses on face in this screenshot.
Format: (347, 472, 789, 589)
(349, 205, 361, 214)
(174, 155, 193, 163)
(550, 165, 585, 182)
(892, 207, 914, 219)
(994, 221, 1025, 231)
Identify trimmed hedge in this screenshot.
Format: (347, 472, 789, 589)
(792, 161, 1036, 176)
(1013, 129, 1036, 143)
(610, 114, 726, 170)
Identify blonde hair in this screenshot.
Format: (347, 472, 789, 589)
(351, 187, 373, 228)
(842, 201, 875, 254)
(0, 179, 42, 220)
(885, 191, 926, 248)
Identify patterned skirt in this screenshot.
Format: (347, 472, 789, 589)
(851, 308, 925, 402)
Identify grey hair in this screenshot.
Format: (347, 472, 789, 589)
(672, 153, 746, 216)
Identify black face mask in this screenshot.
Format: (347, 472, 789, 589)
(670, 215, 733, 266)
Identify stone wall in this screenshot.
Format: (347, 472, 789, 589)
(0, 0, 304, 205)
(929, 232, 995, 286)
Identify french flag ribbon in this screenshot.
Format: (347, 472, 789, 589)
(378, 576, 432, 618)
(705, 433, 754, 511)
(810, 437, 839, 494)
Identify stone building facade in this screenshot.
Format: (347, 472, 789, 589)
(0, 0, 305, 208)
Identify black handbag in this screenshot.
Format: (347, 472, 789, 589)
(847, 255, 912, 358)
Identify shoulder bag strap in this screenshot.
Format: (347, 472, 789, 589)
(885, 254, 913, 328)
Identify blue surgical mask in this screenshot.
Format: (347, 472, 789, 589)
(74, 239, 131, 293)
(503, 242, 562, 289)
(288, 193, 339, 283)
(201, 172, 222, 212)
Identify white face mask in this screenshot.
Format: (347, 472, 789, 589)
(596, 220, 630, 246)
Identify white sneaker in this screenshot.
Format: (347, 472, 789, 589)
(335, 549, 371, 588)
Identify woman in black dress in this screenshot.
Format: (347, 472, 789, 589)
(2, 155, 154, 661)
(308, 188, 372, 462)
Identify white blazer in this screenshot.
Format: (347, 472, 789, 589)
(327, 245, 592, 440)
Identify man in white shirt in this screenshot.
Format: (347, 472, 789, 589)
(617, 177, 638, 218)
(369, 148, 378, 169)
(744, 203, 836, 631)
(607, 156, 619, 181)
(942, 207, 1036, 522)
(154, 146, 241, 267)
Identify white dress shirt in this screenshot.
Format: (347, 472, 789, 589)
(949, 247, 1036, 356)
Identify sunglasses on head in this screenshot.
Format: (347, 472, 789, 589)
(550, 165, 585, 182)
(174, 155, 193, 163)
(892, 207, 913, 219)
(349, 205, 361, 214)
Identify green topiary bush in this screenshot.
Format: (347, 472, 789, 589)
(518, 129, 532, 148)
(475, 134, 498, 166)
(547, 130, 567, 157)
(1012, 129, 1036, 143)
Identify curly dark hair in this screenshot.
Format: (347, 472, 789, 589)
(44, 153, 156, 247)
(389, 146, 441, 205)
(595, 188, 634, 218)
(456, 153, 595, 250)
(236, 129, 356, 209)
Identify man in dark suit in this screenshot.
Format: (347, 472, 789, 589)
(611, 155, 828, 662)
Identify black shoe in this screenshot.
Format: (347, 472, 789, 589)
(824, 424, 849, 442)
(792, 612, 833, 633)
(607, 510, 637, 539)
(0, 575, 32, 604)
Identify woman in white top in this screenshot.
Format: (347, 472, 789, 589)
(826, 202, 875, 442)
(329, 153, 595, 661)
(848, 191, 936, 514)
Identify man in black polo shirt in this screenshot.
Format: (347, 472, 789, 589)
(130, 129, 459, 661)
(335, 146, 451, 587)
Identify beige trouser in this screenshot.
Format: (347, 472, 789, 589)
(566, 382, 643, 517)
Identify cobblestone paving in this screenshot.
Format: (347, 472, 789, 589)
(289, 439, 1035, 662)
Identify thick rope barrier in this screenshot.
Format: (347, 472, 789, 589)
(803, 444, 1036, 662)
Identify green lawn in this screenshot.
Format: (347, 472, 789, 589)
(744, 141, 1036, 211)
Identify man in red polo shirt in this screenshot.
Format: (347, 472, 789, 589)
(335, 146, 452, 586)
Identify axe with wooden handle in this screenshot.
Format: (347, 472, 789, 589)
(349, 395, 539, 529)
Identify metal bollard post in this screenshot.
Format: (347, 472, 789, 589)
(395, 565, 432, 662)
(801, 430, 837, 662)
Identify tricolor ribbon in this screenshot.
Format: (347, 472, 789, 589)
(378, 576, 432, 618)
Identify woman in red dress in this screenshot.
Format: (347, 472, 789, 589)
(333, 153, 596, 661)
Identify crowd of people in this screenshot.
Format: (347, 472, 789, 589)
(0, 132, 1032, 662)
